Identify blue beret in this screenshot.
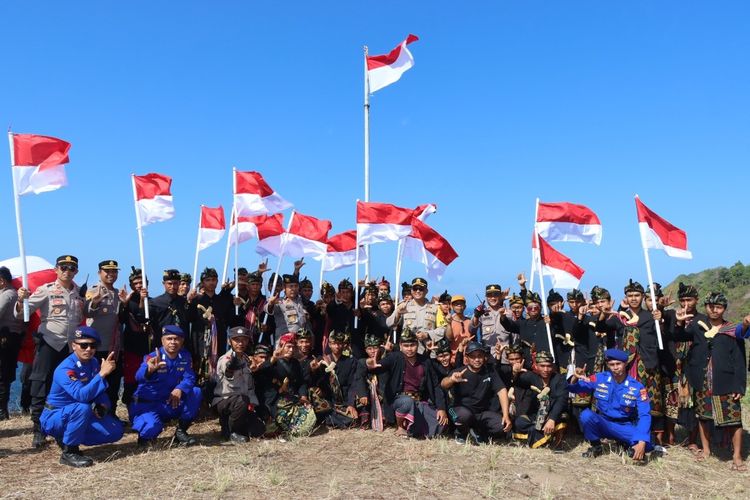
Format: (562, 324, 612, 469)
(604, 348, 628, 362)
(73, 326, 101, 344)
(162, 325, 185, 338)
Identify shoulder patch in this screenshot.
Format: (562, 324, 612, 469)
(589, 374, 597, 382)
(67, 369, 78, 381)
(639, 388, 648, 401)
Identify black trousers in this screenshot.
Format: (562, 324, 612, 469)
(95, 350, 123, 415)
(0, 331, 22, 409)
(19, 362, 32, 410)
(29, 339, 69, 430)
(450, 405, 504, 437)
(215, 394, 265, 438)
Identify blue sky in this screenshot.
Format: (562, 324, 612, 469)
(1, 2, 748, 303)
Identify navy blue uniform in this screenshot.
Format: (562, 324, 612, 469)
(568, 371, 652, 449)
(40, 353, 123, 446)
(130, 347, 202, 439)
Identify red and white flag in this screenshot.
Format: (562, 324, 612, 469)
(635, 197, 692, 259)
(234, 170, 292, 216)
(537, 234, 585, 289)
(251, 214, 286, 257)
(322, 230, 367, 272)
(403, 219, 458, 281)
(9, 133, 72, 195)
(283, 212, 332, 259)
(197, 206, 226, 251)
(536, 201, 602, 245)
(133, 173, 174, 226)
(356, 201, 436, 245)
(367, 34, 419, 93)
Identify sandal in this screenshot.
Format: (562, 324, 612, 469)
(731, 462, 748, 472)
(687, 444, 700, 455)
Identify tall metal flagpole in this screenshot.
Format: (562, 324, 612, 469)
(635, 195, 664, 350)
(232, 167, 240, 314)
(354, 199, 361, 328)
(533, 198, 554, 362)
(192, 205, 203, 291)
(262, 210, 296, 329)
(131, 174, 149, 319)
(363, 46, 371, 279)
(8, 131, 29, 321)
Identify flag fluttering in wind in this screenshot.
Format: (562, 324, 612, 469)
(234, 170, 292, 216)
(197, 206, 225, 251)
(366, 34, 419, 93)
(537, 234, 585, 289)
(10, 133, 72, 195)
(356, 201, 437, 245)
(635, 196, 692, 259)
(252, 214, 286, 257)
(133, 173, 174, 226)
(323, 230, 367, 272)
(402, 218, 458, 281)
(536, 201, 602, 245)
(283, 213, 332, 259)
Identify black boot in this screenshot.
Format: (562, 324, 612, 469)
(582, 443, 603, 458)
(173, 422, 197, 446)
(31, 429, 47, 449)
(60, 445, 94, 467)
(0, 383, 10, 420)
(137, 437, 154, 447)
(229, 432, 249, 443)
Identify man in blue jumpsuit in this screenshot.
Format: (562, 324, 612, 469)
(40, 326, 124, 467)
(130, 325, 202, 446)
(568, 348, 653, 461)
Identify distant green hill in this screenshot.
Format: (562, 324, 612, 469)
(664, 261, 750, 323)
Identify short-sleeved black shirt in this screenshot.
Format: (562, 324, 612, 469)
(449, 364, 505, 413)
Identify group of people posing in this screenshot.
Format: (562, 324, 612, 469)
(0, 255, 747, 471)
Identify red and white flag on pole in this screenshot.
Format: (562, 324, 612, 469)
(133, 173, 175, 226)
(635, 196, 692, 259)
(537, 234, 585, 289)
(413, 203, 438, 222)
(234, 170, 292, 216)
(197, 206, 226, 251)
(283, 213, 332, 259)
(9, 133, 72, 195)
(322, 230, 367, 272)
(535, 201, 602, 245)
(366, 34, 419, 93)
(251, 214, 286, 257)
(402, 218, 458, 281)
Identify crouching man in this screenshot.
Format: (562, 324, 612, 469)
(130, 325, 202, 446)
(213, 326, 265, 442)
(40, 326, 124, 467)
(568, 348, 653, 461)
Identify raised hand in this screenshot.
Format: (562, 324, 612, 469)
(293, 258, 305, 272)
(675, 308, 694, 323)
(365, 357, 382, 370)
(450, 368, 468, 384)
(258, 259, 269, 274)
(99, 352, 117, 377)
(17, 287, 29, 301)
(147, 348, 166, 374)
(517, 273, 527, 288)
(118, 285, 129, 304)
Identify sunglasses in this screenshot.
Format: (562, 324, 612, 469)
(411, 286, 426, 292)
(59, 265, 78, 272)
(75, 342, 97, 350)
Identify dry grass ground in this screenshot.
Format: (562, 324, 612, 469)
(1, 408, 749, 499)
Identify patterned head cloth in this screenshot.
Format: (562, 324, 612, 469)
(338, 278, 353, 290)
(645, 282, 663, 298)
(329, 330, 348, 343)
(438, 290, 452, 303)
(200, 267, 218, 281)
(624, 279, 645, 294)
(704, 292, 728, 308)
(296, 328, 313, 340)
(364, 334, 383, 348)
(547, 289, 563, 305)
(321, 281, 335, 296)
(279, 333, 297, 346)
(678, 282, 699, 299)
(434, 338, 451, 355)
(400, 326, 417, 343)
(377, 292, 393, 304)
(567, 288, 584, 301)
(535, 351, 554, 364)
(300, 276, 313, 289)
(378, 276, 390, 288)
(505, 344, 525, 357)
(364, 281, 378, 295)
(508, 294, 524, 306)
(525, 291, 542, 305)
(590, 286, 611, 301)
(129, 266, 143, 283)
(401, 282, 412, 295)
